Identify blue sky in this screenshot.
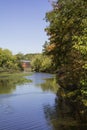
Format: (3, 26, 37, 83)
(0, 0, 52, 54)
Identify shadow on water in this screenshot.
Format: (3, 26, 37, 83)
(44, 87, 87, 130)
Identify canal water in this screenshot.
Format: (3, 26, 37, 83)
(0, 73, 57, 130)
(0, 73, 87, 130)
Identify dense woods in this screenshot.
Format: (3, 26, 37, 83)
(0, 48, 20, 72)
(43, 0, 87, 119)
(0, 48, 53, 73)
(31, 54, 52, 72)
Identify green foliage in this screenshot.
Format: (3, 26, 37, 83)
(15, 53, 24, 61)
(24, 53, 40, 60)
(44, 0, 87, 95)
(0, 48, 22, 72)
(31, 54, 52, 72)
(0, 48, 52, 73)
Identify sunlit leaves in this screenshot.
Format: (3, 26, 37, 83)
(0, 48, 20, 72)
(44, 0, 87, 89)
(31, 54, 52, 72)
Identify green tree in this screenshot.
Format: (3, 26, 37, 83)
(44, 0, 87, 93)
(31, 54, 42, 72)
(31, 54, 52, 72)
(15, 53, 24, 61)
(0, 48, 21, 72)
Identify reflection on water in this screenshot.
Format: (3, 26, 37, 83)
(0, 74, 31, 94)
(0, 72, 87, 130)
(37, 77, 59, 93)
(0, 73, 56, 130)
(0, 79, 16, 94)
(44, 87, 87, 130)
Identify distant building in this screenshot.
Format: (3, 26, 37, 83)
(20, 60, 31, 71)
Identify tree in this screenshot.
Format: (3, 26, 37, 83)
(31, 54, 42, 72)
(31, 54, 52, 72)
(0, 48, 21, 72)
(15, 53, 24, 61)
(44, 0, 87, 91)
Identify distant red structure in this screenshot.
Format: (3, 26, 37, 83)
(21, 60, 31, 71)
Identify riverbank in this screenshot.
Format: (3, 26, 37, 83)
(0, 72, 32, 85)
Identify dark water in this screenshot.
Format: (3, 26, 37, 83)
(0, 73, 87, 130)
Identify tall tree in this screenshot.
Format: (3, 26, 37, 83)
(44, 0, 87, 90)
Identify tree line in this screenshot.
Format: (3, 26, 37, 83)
(0, 48, 53, 73)
(43, 0, 87, 112)
(0, 48, 20, 72)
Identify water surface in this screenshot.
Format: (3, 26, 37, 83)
(0, 72, 87, 130)
(0, 73, 57, 130)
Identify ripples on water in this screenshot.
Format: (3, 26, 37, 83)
(0, 73, 56, 130)
(0, 73, 87, 130)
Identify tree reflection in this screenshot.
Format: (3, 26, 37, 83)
(0, 74, 31, 94)
(37, 77, 59, 93)
(44, 88, 87, 130)
(0, 79, 16, 94)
